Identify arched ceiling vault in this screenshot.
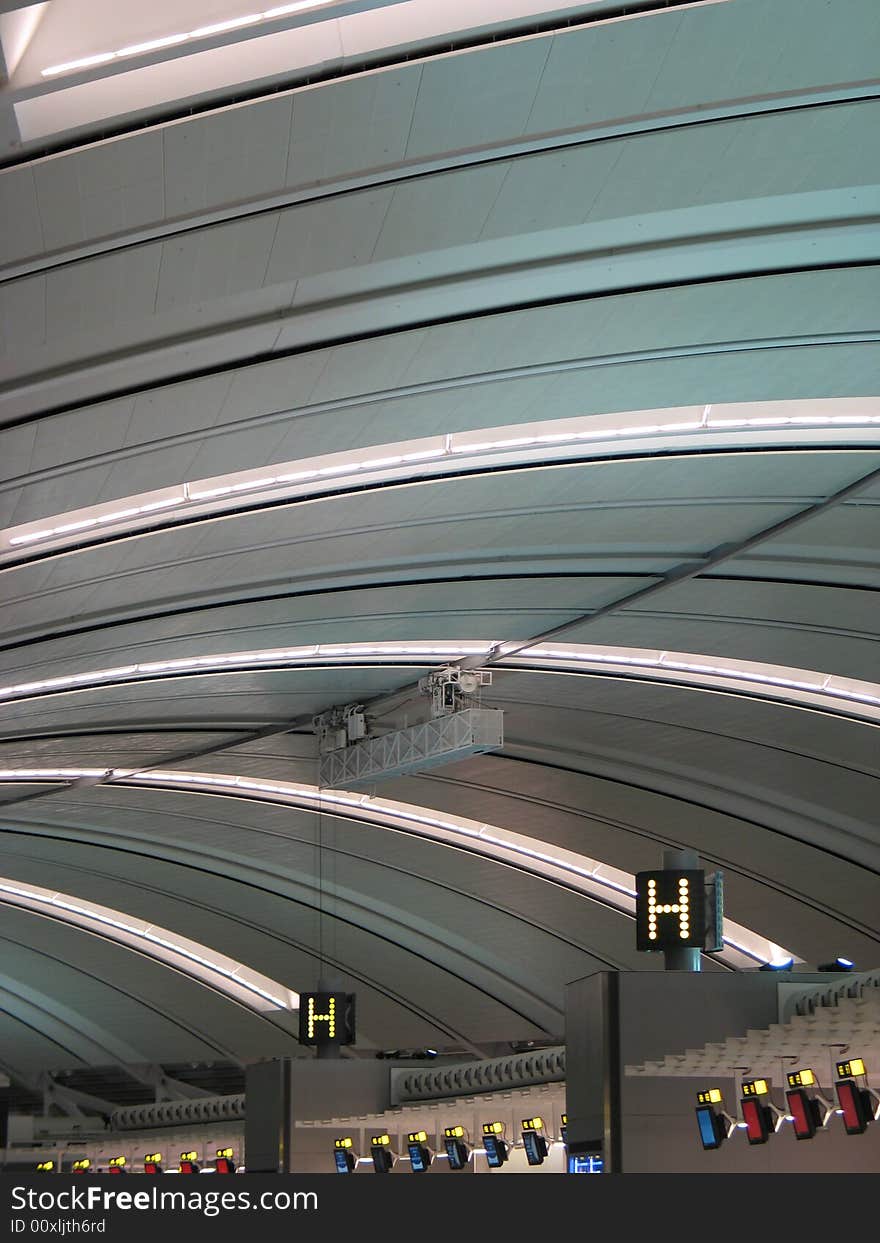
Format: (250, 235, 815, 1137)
(0, 0, 878, 1080)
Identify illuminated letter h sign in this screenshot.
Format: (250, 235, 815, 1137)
(298, 991, 356, 1047)
(635, 870, 705, 951)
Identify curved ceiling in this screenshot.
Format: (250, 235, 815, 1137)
(0, 0, 878, 1089)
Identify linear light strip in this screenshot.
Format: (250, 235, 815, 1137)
(5, 404, 879, 557)
(0, 767, 794, 969)
(0, 878, 296, 1011)
(37, 0, 731, 79)
(0, 641, 877, 723)
(41, 2, 334, 77)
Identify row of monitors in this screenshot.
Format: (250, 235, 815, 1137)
(697, 1066, 877, 1149)
(40, 1150, 237, 1175)
(336, 1118, 603, 1173)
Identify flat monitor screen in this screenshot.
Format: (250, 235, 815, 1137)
(786, 1089, 818, 1140)
(522, 1131, 547, 1166)
(835, 1081, 869, 1135)
(741, 1098, 769, 1145)
(444, 1139, 468, 1170)
(371, 1148, 393, 1174)
(567, 1154, 603, 1173)
(407, 1143, 429, 1173)
(483, 1135, 506, 1168)
(695, 1105, 724, 1150)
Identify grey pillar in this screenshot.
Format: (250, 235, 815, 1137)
(564, 972, 622, 1173)
(244, 1059, 291, 1173)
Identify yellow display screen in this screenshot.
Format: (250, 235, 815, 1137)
(786, 1069, 815, 1088)
(836, 1058, 866, 1079)
(697, 1088, 723, 1104)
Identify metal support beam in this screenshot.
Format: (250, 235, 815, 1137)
(476, 460, 880, 667)
(318, 708, 503, 789)
(35, 1073, 117, 1120)
(124, 1064, 213, 1101)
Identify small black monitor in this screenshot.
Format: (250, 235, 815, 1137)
(741, 1098, 771, 1145)
(370, 1146, 393, 1174)
(695, 1105, 726, 1150)
(522, 1130, 548, 1166)
(444, 1138, 469, 1170)
(483, 1135, 508, 1168)
(835, 1080, 871, 1135)
(407, 1141, 431, 1173)
(334, 1149, 355, 1174)
(786, 1089, 822, 1140)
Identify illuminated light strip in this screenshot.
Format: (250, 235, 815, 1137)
(37, 0, 734, 79)
(511, 645, 880, 717)
(0, 877, 296, 1012)
(41, 2, 334, 77)
(8, 496, 183, 547)
(4, 402, 879, 559)
(0, 641, 878, 725)
(0, 767, 794, 970)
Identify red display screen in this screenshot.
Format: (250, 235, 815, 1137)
(144, 1163, 159, 1175)
(108, 1167, 124, 1175)
(741, 1098, 769, 1144)
(215, 1158, 234, 1174)
(179, 1161, 197, 1174)
(835, 1080, 869, 1135)
(785, 1089, 817, 1140)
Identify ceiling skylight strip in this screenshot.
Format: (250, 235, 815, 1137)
(0, 767, 795, 971)
(41, 2, 334, 77)
(0, 877, 297, 1012)
(4, 401, 879, 562)
(0, 642, 877, 725)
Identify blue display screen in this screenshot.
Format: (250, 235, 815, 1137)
(334, 1150, 352, 1174)
(567, 1154, 603, 1174)
(444, 1139, 467, 1170)
(408, 1144, 427, 1172)
(483, 1136, 505, 1168)
(522, 1131, 547, 1166)
(696, 1106, 722, 1149)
